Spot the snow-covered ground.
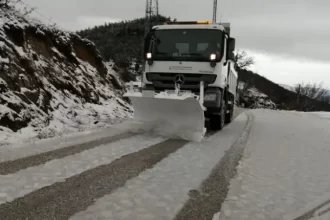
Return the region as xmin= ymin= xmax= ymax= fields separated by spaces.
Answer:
xmin=0 ymin=99 xmax=131 ymax=147
xmin=1 ymin=107 xmax=330 ymax=219
xmin=217 ymin=110 xmax=330 ymax=220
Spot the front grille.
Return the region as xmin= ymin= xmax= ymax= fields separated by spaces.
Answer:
xmin=146 ymin=72 xmax=217 ymax=92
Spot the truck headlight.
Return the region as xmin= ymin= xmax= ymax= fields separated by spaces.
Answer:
xmin=146 ymin=53 xmax=153 ymax=65
xmin=210 ymin=54 xmax=216 ymax=60
xmin=204 ymin=93 xmax=217 ymax=101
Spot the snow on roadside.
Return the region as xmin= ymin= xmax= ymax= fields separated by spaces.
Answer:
xmin=218 ymin=109 xmax=330 ymax=220
xmin=309 ymin=111 xmax=330 ymax=120
xmin=0 ymin=120 xmax=145 ymax=163
xmin=0 ymin=98 xmax=131 ymax=147
xmin=0 ymin=134 xmax=166 ymax=205
xmin=237 ymin=82 xmax=277 ymax=109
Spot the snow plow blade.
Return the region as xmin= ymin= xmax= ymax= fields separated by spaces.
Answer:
xmin=124 ymin=91 xmax=206 ymax=142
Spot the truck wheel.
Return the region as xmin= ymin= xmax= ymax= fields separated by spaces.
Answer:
xmin=210 ymin=99 xmax=226 ymax=130
xmin=225 ymin=104 xmax=234 ymax=124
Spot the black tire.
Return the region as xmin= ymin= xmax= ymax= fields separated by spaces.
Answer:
xmin=225 ymin=103 xmax=234 ymax=124
xmin=210 ymin=99 xmax=226 ymax=130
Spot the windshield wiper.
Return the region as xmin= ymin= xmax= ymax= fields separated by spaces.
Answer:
xmin=155 ymin=52 xmax=170 ymax=55
xmin=181 ymin=53 xmax=203 ymax=56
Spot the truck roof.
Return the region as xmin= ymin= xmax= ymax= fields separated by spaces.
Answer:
xmin=152 ymin=24 xmax=226 ymax=32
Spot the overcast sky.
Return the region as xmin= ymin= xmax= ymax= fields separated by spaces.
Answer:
xmin=23 ymin=0 xmax=330 ymax=88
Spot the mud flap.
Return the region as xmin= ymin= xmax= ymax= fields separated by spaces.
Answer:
xmin=124 ymin=92 xmax=206 ymax=142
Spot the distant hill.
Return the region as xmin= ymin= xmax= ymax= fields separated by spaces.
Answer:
xmin=238 ymin=69 xmax=330 ymax=111
xmin=279 ymin=83 xmax=330 ymax=97
xmin=76 ymin=15 xmax=171 ymax=68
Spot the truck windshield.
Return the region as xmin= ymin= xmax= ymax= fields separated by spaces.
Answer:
xmin=148 ymin=29 xmax=224 ymax=62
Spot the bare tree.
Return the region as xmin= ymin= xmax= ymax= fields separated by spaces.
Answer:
xmin=295 ymin=82 xmax=330 ymax=101
xmin=295 ymin=82 xmax=330 ymax=110
xmin=234 ymin=50 xmax=255 ymax=70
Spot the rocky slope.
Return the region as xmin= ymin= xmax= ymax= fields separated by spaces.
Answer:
xmin=237 ymin=82 xmax=277 ymax=110
xmin=0 ymin=8 xmax=132 ymax=146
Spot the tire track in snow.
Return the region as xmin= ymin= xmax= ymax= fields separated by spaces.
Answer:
xmin=0 ymin=107 xmax=247 ymax=219
xmin=0 ymin=132 xmax=138 ymax=175
xmin=0 ymin=134 xmax=166 ymax=206
xmin=69 ymin=112 xmax=249 ymax=220
xmin=174 ymin=112 xmax=253 ymax=220
xmin=0 ymin=139 xmax=188 ymax=220
xmin=317 ymin=204 xmax=330 ymax=219
xmin=289 ymin=199 xmax=330 ymax=220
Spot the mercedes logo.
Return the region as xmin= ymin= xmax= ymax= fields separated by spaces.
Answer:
xmin=174 ymin=74 xmax=184 ymax=85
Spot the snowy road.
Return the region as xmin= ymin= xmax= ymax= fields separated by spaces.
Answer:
xmin=218 ymin=110 xmax=330 ymax=220
xmin=1 ymin=108 xmax=329 ymax=220
xmin=0 ymin=107 xmax=248 ymax=220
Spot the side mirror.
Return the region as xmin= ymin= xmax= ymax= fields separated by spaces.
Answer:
xmin=143 ymin=32 xmax=152 ymax=56
xmin=227 ymin=51 xmax=235 ymax=61
xmin=225 ymin=37 xmax=236 ymax=62
xmin=228 ymin=37 xmax=236 ymax=52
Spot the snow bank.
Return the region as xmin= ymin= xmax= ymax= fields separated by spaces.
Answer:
xmin=238 ymin=82 xmax=277 ymax=110
xmin=310 ymin=112 xmax=330 ymax=120
xmin=0 ymin=7 xmax=132 ymax=146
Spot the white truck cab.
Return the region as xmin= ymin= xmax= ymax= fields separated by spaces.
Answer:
xmin=141 ymin=20 xmax=238 ymax=130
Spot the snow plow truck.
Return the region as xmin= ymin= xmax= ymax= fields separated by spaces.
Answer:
xmin=124 ymin=20 xmax=238 ymax=142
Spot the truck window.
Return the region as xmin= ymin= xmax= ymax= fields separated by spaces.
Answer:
xmin=150 ymin=29 xmax=224 ymax=62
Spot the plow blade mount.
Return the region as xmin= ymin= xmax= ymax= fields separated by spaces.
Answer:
xmin=125 ymin=92 xmax=206 ymax=142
